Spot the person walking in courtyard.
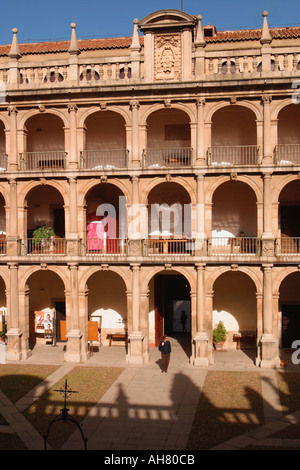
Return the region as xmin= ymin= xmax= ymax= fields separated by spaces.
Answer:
xmin=158 ymin=335 xmax=171 ymax=372
xmin=180 ymin=310 xmax=187 ymax=332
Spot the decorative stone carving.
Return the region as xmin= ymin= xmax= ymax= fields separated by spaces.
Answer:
xmin=155 ymin=33 xmax=181 ymax=80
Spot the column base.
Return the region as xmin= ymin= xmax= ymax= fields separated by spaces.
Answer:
xmin=65 ymin=329 xmax=83 ymax=363
xmin=126 ymin=331 xmax=144 ymax=364
xmin=192 ymin=331 xmax=209 ymax=367
xmin=259 ymin=334 xmax=280 ymax=369
xmin=6 ymin=328 xmax=22 ymax=361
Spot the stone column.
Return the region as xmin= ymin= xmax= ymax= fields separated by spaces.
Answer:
xmin=128 ymin=176 xmax=143 ymax=256
xmin=7 ymin=106 xmax=18 ymax=170
xmin=6 ymin=263 xmax=22 ymax=361
xmin=127 ymin=264 xmax=144 ymax=364
xmin=6 ymin=178 xmax=19 ymax=256
xmin=129 ymin=100 xmax=140 ymax=168
xmin=67 ymin=104 xmax=78 ymax=169
xmin=195 ymin=98 xmax=206 ymax=165
xmin=67 ymin=177 xmax=79 ymax=256
xmin=260 ymin=264 xmax=279 ymax=368
xmin=193 ymin=263 xmax=209 ymax=366
xmin=261 ymin=172 xmax=274 ymax=257
xmin=261 ymin=95 xmax=273 ymax=164
xmin=65 ymin=263 xmax=82 ymax=363
xmin=195 ymin=173 xmax=206 ymax=255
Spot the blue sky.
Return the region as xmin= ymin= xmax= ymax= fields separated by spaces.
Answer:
xmin=0 ymin=0 xmax=299 ymax=45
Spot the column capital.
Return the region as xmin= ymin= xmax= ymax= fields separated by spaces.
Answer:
xmin=261 ymin=94 xmax=272 ymax=104
xmin=68 ymin=103 xmax=78 ymax=113
xmin=7 ymin=106 xmax=18 ymax=116
xmin=130 ymin=99 xmax=140 ymax=110
xmin=130 ymin=263 xmax=141 ymax=271
xmin=196 ymin=97 xmax=206 ymax=107
xmin=262 ymin=263 xmax=273 ymax=271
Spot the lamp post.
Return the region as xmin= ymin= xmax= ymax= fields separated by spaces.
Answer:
xmin=43 ymin=379 xmax=88 ymax=450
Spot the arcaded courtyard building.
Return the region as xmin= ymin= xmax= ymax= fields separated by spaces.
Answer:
xmin=0 ymin=9 xmax=299 ymax=367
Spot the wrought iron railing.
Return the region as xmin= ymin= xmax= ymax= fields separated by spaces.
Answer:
xmin=20 ymin=238 xmax=66 ymax=255
xmin=83 ymin=238 xmax=127 ymax=255
xmin=208 ymin=237 xmax=260 ymax=256
xmin=274 ymin=144 xmax=300 ymax=165
xmin=207 ymin=145 xmax=260 ymax=166
xmin=80 ymin=149 xmax=128 ymax=169
xmin=275 ymin=237 xmax=300 ymax=255
xmin=19 ymin=151 xmax=67 ymax=170
xmin=143 ymin=147 xmax=193 ymax=168
xmin=144 ymin=238 xmax=195 ymax=256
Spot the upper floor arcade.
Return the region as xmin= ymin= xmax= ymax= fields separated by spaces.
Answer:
xmin=0 ymin=172 xmax=298 ymax=262
xmin=0 ymin=98 xmax=299 ymax=173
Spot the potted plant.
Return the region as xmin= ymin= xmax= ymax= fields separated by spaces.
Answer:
xmin=32 ymin=226 xmax=55 ymax=252
xmin=213 ymin=320 xmax=227 ymax=350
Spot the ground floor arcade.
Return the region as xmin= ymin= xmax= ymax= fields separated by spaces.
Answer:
xmin=0 ymin=263 xmax=299 ymax=368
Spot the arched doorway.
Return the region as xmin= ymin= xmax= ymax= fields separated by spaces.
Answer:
xmin=83 ymin=111 xmax=127 ymax=169
xmin=278 ymin=180 xmax=300 ymax=254
xmin=149 ymin=271 xmax=191 ymax=359
xmin=84 ymin=183 xmax=127 ymax=254
xmin=145 ymin=108 xmax=192 ymax=167
xmin=211 ymin=180 xmax=258 ymax=254
xmin=279 ymin=272 xmax=300 ymax=349
xmin=23 ymin=113 xmax=65 ymax=170
xmin=86 ymin=270 xmax=127 ymax=348
xmin=213 ymin=271 xmax=257 ymax=354
xmin=27 ymin=270 xmax=66 ymax=349
xmin=25 ymin=185 xmax=65 ymax=253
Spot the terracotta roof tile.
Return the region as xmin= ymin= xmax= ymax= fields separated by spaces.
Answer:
xmin=206 ymin=26 xmax=300 ymax=42
xmin=0 ymin=36 xmax=139 ymax=56
xmin=0 ymin=25 xmax=298 ymax=56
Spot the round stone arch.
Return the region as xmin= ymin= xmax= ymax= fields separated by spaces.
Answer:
xmin=205 ymin=174 xmax=262 ymax=206
xmin=206 ymin=265 xmax=262 ymax=295
xmin=140 ymin=265 xmax=196 ymax=294
xmin=141 ymin=176 xmax=196 ymax=206
xmin=78 ymin=177 xmax=131 ymax=208
xmin=140 ymin=102 xmax=196 ymax=127
xmin=19 ymin=179 xmax=68 ymax=208
xmin=78 ymin=105 xmax=131 ymax=128
xmin=271 ymin=98 xmax=295 ymax=121
xmin=0 ymin=114 xmax=10 ymax=131
xmin=19 ymin=264 xmax=69 ymax=293
xmin=0 ymin=267 xmax=9 ymax=292
xmin=19 ymin=108 xmax=69 ymax=130
xmin=0 ymin=183 xmax=10 ymax=208
xmin=273 ymin=266 xmax=299 ymax=293
xmin=206 ymin=100 xmax=262 ymax=123
xmin=78 ymin=265 xmax=131 ymax=294
xmin=272 ymin=174 xmax=300 ymax=204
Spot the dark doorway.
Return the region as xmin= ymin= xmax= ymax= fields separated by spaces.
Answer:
xmin=280 ymin=206 xmax=300 ymax=237
xmin=53 ymin=207 xmax=65 ymax=238
xmin=55 ymin=301 xmax=66 ymax=342
xmin=154 ymin=274 xmax=191 ymax=346
xmin=282 ymin=304 xmax=300 ymax=349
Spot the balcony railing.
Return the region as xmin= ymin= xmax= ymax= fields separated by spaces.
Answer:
xmin=143 ymin=148 xmax=193 ymax=169
xmin=20 ymin=238 xmax=66 ymax=256
xmin=83 ymin=238 xmax=127 ymax=256
xmin=275 ymin=237 xmax=300 ymax=255
xmin=19 ymin=151 xmax=67 ymax=170
xmin=80 ymin=150 xmax=128 ymax=170
xmin=208 ymin=237 xmax=260 ymax=256
xmin=208 ymin=146 xmax=260 ymax=166
xmin=0 ymin=154 xmax=7 ymax=171
xmin=274 ymin=144 xmax=300 ymax=165
xmin=144 ymin=238 xmax=195 ymax=256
